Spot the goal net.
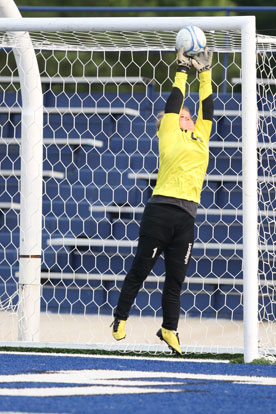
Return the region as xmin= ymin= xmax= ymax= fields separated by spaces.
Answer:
xmin=0 ymin=16 xmax=274 ymax=360
xmin=254 ymin=34 xmax=276 ymax=358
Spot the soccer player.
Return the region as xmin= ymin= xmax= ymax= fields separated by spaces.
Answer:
xmin=111 ymin=47 xmax=213 ymax=355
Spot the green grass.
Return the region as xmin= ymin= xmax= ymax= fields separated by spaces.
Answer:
xmin=0 ymin=346 xmax=242 ymax=363
xmin=1 ymin=346 xmax=275 ymax=364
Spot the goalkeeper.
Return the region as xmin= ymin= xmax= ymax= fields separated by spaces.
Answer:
xmin=111 ymin=47 xmax=213 ymax=355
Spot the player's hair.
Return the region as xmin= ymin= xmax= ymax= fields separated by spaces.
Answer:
xmin=156 ymin=106 xmax=193 ymax=131
xmin=156 ymin=111 xmax=165 ymax=131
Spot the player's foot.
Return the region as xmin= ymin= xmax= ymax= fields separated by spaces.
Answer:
xmin=111 ymin=318 xmax=126 ymax=341
xmin=156 ymin=327 xmax=182 ymax=355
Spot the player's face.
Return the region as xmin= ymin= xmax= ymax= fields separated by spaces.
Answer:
xmin=179 ymin=109 xmax=195 ymax=132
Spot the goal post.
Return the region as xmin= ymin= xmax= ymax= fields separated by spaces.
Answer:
xmin=241 ymin=17 xmax=258 ymax=363
xmin=0 ymin=0 xmax=43 ymax=342
xmin=0 ymin=12 xmax=265 ymax=362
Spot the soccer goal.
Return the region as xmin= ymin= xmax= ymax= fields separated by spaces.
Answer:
xmin=1 ymin=2 xmax=275 ymax=362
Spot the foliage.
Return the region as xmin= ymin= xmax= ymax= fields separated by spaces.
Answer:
xmin=16 ymin=0 xmax=234 ymax=8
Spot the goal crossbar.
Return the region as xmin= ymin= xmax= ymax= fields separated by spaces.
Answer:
xmin=0 ymin=16 xmax=253 ymax=32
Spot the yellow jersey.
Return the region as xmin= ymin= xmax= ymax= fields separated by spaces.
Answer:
xmin=152 ymin=70 xmax=213 ymax=204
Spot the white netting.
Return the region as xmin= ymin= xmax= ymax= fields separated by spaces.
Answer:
xmin=0 ymin=27 xmax=275 ymax=356
xmin=0 ymin=29 xmax=243 ymax=52
xmin=256 ymin=47 xmax=276 ymax=357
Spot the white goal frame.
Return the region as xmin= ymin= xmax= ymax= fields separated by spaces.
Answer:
xmin=0 ymin=3 xmax=258 ymax=363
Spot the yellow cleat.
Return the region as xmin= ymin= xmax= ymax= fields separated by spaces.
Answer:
xmin=111 ymin=319 xmax=126 ymax=341
xmin=156 ymin=327 xmax=182 ymax=355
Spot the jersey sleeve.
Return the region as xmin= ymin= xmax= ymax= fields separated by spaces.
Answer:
xmin=157 ymin=72 xmax=188 ymax=141
xmin=193 ymin=70 xmax=213 ymax=144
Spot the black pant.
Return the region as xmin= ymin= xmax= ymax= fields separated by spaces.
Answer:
xmin=114 ymin=203 xmax=194 ymax=331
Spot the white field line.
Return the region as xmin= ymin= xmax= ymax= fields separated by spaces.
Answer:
xmin=0 ymin=369 xmax=276 ymax=397
xmin=0 ymin=386 xmax=180 ymax=397
xmin=0 ymin=369 xmax=276 ymax=385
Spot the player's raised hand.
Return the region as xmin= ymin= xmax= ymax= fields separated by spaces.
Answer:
xmin=176 ymin=47 xmax=192 ymax=73
xmin=192 ymin=47 xmax=213 ymax=72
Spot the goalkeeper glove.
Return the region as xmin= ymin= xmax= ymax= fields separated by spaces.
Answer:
xmin=192 ymin=47 xmax=213 ymax=72
xmin=176 ymin=47 xmax=192 ymax=73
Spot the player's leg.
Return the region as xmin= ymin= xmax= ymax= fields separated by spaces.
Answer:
xmin=113 ymin=234 xmax=163 ymax=322
xmin=157 ymin=210 xmax=194 ymax=354
xmin=162 ymin=211 xmax=194 ymax=329
xmin=112 ymin=203 xmax=172 ymax=340
xmin=112 ymin=236 xmax=163 ymax=340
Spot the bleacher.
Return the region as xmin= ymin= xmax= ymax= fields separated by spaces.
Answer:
xmin=0 ymin=81 xmax=273 ymax=320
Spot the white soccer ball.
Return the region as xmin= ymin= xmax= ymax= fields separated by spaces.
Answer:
xmin=176 ymin=26 xmax=206 ymax=56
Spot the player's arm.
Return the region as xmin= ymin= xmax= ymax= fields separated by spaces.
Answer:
xmin=192 ymin=48 xmax=214 ymax=143
xmin=158 ymin=50 xmax=192 ymax=137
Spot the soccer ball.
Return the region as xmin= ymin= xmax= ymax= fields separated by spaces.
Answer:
xmin=176 ymin=26 xmax=206 ymax=56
